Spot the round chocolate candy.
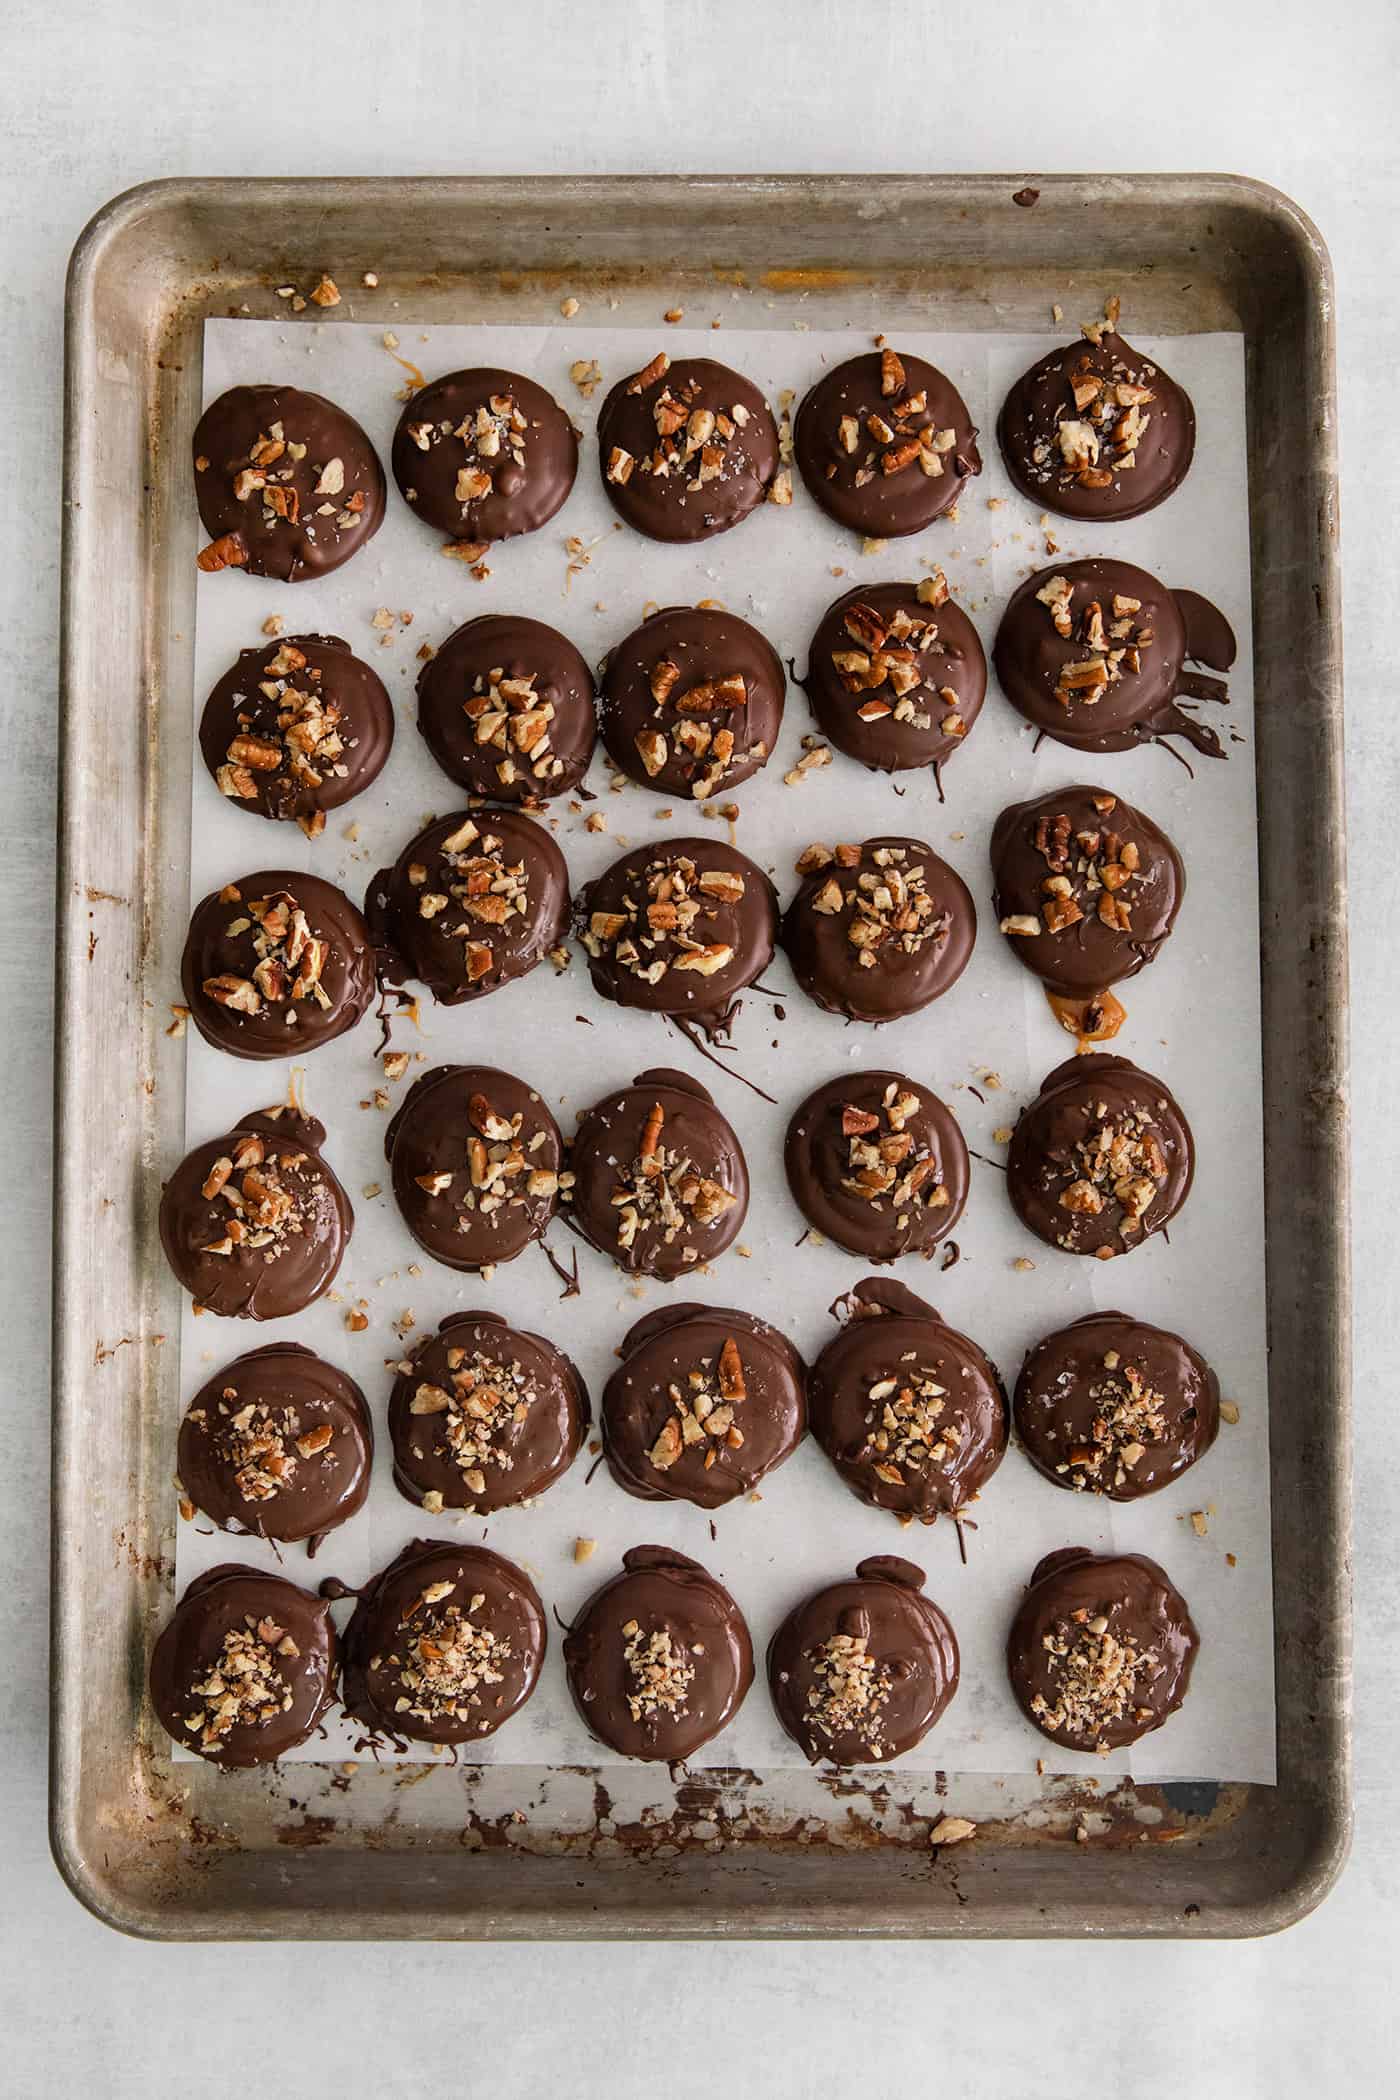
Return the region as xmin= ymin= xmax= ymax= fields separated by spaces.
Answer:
xmin=803 ymin=573 xmax=986 ymax=776
xmin=767 ymin=1556 xmax=959 ymax=1765
xmin=602 ymin=1305 xmax=806 ymax=1509
xmin=181 ymin=869 xmax=375 ymax=1060
xmin=192 ymin=384 xmax=385 ymax=581
xmin=808 ymin=1279 xmax=1007 ymax=1525
xmin=564 ymin=1069 xmax=749 ymax=1281
xmin=391 ymin=368 xmax=577 ymax=546
xmin=794 ymin=348 xmax=980 ymax=537
xmin=599 ymin=605 xmax=785 ymax=801
xmin=177 ymin=1345 xmax=372 ymax=1546
xmin=385 ymin=1065 xmax=564 ymax=1273
xmin=150 ymin=1567 xmax=337 ymax=1765
xmin=563 ymin=1545 xmax=753 ymax=1761
xmin=992 ymin=558 xmax=1236 ymax=762
xmin=338 ymin=1540 xmax=546 ymax=1747
xmin=415 ymin=613 xmax=596 ymax=803
xmin=1006 ymin=1054 xmax=1195 ymax=1259
xmin=781 ymin=836 xmax=976 ymax=1024
xmin=997 ymin=320 xmax=1196 ymax=522
xmin=388 ymin=1310 xmax=588 ymax=1515
xmin=597 ymin=353 xmax=781 ymax=541
xmin=1006 ymin=1548 xmax=1199 ymax=1755
xmin=1014 ymin=1312 xmax=1220 ymax=1500
xmin=991 ymin=783 xmax=1184 ymax=997
xmin=158 ymin=1108 xmax=352 ymax=1319
xmin=784 ymin=1071 xmax=968 ymax=1264
xmin=199 ymin=633 xmax=393 ymax=838
xmin=577 ymin=837 xmax=778 ymax=1036
xmin=366 ymin=807 xmax=570 ymax=1006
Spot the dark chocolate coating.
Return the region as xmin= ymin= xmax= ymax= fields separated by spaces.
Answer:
xmin=177 ymin=1345 xmax=372 ymax=1545
xmin=602 ymin=1305 xmax=806 ymax=1509
xmin=578 ymin=837 xmax=778 ymax=1032
xmin=781 ymin=836 xmax=976 ymax=1024
xmin=599 ymin=605 xmax=785 ymax=800
xmin=1006 ymin=1547 xmax=1199 ymax=1754
xmin=784 ymin=1071 xmax=968 ymax=1263
xmin=809 ymin=1279 xmax=1007 ymax=1523
xmin=158 ymin=1108 xmax=352 ymax=1319
xmin=415 ymin=613 xmax=596 ymax=803
xmin=181 ymin=869 xmax=375 ymax=1060
xmin=794 ymin=350 xmax=980 ymax=536
xmin=391 ymin=368 xmax=577 ymax=544
xmin=767 ymin=1555 xmax=959 ymax=1765
xmin=199 ymin=634 xmax=394 ymax=830
xmin=339 ymin=1539 xmax=546 ymax=1746
xmin=563 ymin=1545 xmax=753 ymax=1761
xmin=192 ymin=385 xmax=385 ymax=581
xmin=997 ymin=329 xmax=1195 ymax=522
xmin=385 ymin=1065 xmax=563 ymax=1273
xmin=1015 ymin=1311 xmax=1220 ymax=1500
xmin=1007 ymin=1054 xmax=1195 ymax=1259
xmin=366 ymin=808 xmax=570 ymax=1006
xmin=597 ymin=355 xmax=780 ymax=542
xmin=992 ymin=558 xmax=1236 ymax=760
xmin=990 ymin=784 xmax=1185 ymax=996
xmin=149 ymin=1566 xmax=337 ymax=1764
xmin=388 ymin=1310 xmax=588 ymax=1514
xmin=564 ymin=1068 xmax=749 ymax=1281
xmin=804 ymin=578 xmax=986 ymax=775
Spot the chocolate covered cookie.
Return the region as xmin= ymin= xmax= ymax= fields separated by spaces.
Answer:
xmin=781 ymin=836 xmax=976 ymax=1023
xmin=181 ymin=870 xmax=375 ymax=1059
xmin=415 ymin=613 xmax=596 ymax=803
xmin=1015 ymin=1312 xmax=1220 ymax=1500
xmin=389 ymin=1310 xmax=588 ymax=1514
xmin=339 ymin=1540 xmax=546 ymax=1747
xmin=578 ymin=837 xmax=778 ymax=1035
xmin=177 ymin=1345 xmax=372 ymax=1546
xmin=768 ymin=1556 xmax=959 ymax=1765
xmin=784 ymin=1071 xmax=968 ymax=1263
xmin=563 ymin=1545 xmax=753 ymax=1761
xmin=367 ymin=808 xmax=570 ymax=1006
xmin=385 ymin=1065 xmax=564 ymax=1273
xmin=564 ymin=1069 xmax=748 ymax=1281
xmin=598 ymin=352 xmax=781 ymax=540
xmin=158 ymin=1108 xmax=352 ymax=1319
xmin=150 ymin=1567 xmax=337 ymax=1764
xmin=599 ymin=605 xmax=785 ymax=801
xmin=602 ymin=1305 xmax=805 ymax=1509
xmin=192 ymin=385 xmax=385 ymax=580
xmin=1006 ymin=1547 xmax=1199 ymax=1755
xmin=808 ymin=1279 xmax=1007 ymax=1525
xmin=992 ymin=558 xmax=1235 ymax=761
xmin=794 ymin=348 xmax=980 ymax=536
xmin=1007 ymin=1054 xmax=1195 ymax=1259
xmin=391 ymin=368 xmax=577 ymax=547
xmin=200 ymin=633 xmax=393 ymax=839
xmin=803 ymin=573 xmax=986 ymax=775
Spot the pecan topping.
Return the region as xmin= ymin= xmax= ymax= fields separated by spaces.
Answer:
xmin=386 ymin=1583 xmax=510 ymax=1725
xmin=1030 ymin=1612 xmax=1156 ymax=1754
xmin=202 ymin=888 xmax=332 ymax=1023
xmin=607 ymin=1105 xmax=738 ymax=1257
xmin=621 ymin=1622 xmax=694 ymax=1721
xmin=404 ymin=1347 xmax=542 ymax=1502
xmin=461 ymin=664 xmax=565 ymax=795
xmin=1035 ymin=575 xmax=1154 ymax=710
xmin=804 ymin=1632 xmax=892 ymax=1755
xmin=828 ymin=580 xmax=956 ymax=734
xmin=179 ymin=1617 xmax=299 ymax=1755
xmin=837 ymin=1080 xmax=948 ymax=1225
xmin=581 ymin=851 xmax=745 ymax=991
xmin=1056 ymin=1104 xmax=1170 ymax=1246
xmin=796 ymin=842 xmax=949 ymax=971
xmin=1053 ymin=1357 xmax=1170 ymax=1492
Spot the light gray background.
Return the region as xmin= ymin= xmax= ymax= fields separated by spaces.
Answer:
xmin=2 ymin=2 xmax=1393 ymax=2092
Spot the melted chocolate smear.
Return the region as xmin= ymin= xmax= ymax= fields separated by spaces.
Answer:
xmin=967 ymin=1085 xmax=986 ymax=1105
xmin=1012 ymin=186 xmax=1040 ymax=206
xmin=939 ymin=1239 xmax=961 ymax=1273
xmin=542 ymin=1238 xmax=582 ymax=1299
xmin=1153 ymin=735 xmax=1197 ymax=778
xmin=317 ymin=1575 xmax=365 ymax=1603
xmin=585 ymin=1449 xmax=607 ymax=1486
xmin=575 ymin=1014 xmax=594 ymax=1026
xmin=969 ymin=1148 xmax=1008 ymax=1174
xmin=373 ymin=979 xmax=418 ymax=1056
xmin=931 ymin=759 xmax=946 ymax=806
xmin=892 ymin=782 xmax=906 ymax=798
xmin=667 ymin=1013 xmax=777 ymax=1104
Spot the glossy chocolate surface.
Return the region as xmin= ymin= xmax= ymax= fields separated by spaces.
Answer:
xmin=366 ymin=807 xmax=570 ymax=1006
xmin=803 ymin=575 xmax=986 ymax=775
xmin=158 ymin=1108 xmax=352 ymax=1319
xmin=767 ymin=1555 xmax=959 ymax=1765
xmin=1006 ymin=1547 xmax=1199 ymax=1754
xmin=781 ymin=836 xmax=976 ymax=1023
xmin=181 ymin=869 xmax=375 ymax=1059
xmin=1015 ymin=1311 xmax=1220 ymax=1500
xmin=785 ymin=1071 xmax=968 ymax=1263
xmin=391 ymin=368 xmax=577 ymax=544
xmin=385 ymin=1064 xmax=563 ymax=1272
xmin=416 ymin=613 xmax=596 ymax=802
xmin=149 ymin=1566 xmax=337 ymax=1764
xmin=578 ymin=837 xmax=778 ymax=1032
xmin=388 ymin=1310 xmax=588 ymax=1514
xmin=998 ymin=327 xmax=1196 ymax=521
xmin=564 ymin=1068 xmax=749 ymax=1280
xmin=199 ymin=633 xmax=393 ymax=833
xmin=192 ymin=385 xmax=385 ymax=580
xmin=1007 ymin=1054 xmax=1195 ymax=1258
xmin=597 ymin=354 xmax=780 ymax=541
xmin=602 ymin=1304 xmax=806 ymax=1508
xmin=563 ymin=1545 xmax=753 ymax=1761
xmin=794 ymin=349 xmax=980 ymax=535
xmin=599 ymin=605 xmax=785 ymax=800
xmin=177 ymin=1345 xmax=372 ymax=1545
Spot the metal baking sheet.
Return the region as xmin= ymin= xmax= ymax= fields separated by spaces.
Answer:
xmin=53 ymin=174 xmax=1350 ymax=1938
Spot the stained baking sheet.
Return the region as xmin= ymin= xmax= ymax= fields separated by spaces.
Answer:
xmin=171 ymin=310 xmax=1273 ymax=1783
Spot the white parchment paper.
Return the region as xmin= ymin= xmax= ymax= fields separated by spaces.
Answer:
xmin=173 ymin=311 xmax=1274 ymax=1782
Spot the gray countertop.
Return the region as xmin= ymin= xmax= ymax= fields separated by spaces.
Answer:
xmin=3 ymin=0 xmax=1395 ymax=2089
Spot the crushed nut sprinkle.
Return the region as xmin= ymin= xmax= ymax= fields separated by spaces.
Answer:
xmin=403 ymin=391 xmax=529 ymax=519
xmin=189 ymin=1384 xmax=338 ymax=1503
xmin=600 ymin=1098 xmax=738 ymax=1258
xmin=1056 ymin=1100 xmax=1169 ymax=1248
xmin=410 ymin=1087 xmax=564 ymax=1240
xmin=621 ymin=1620 xmax=696 ymax=1722
xmin=197 ymin=1133 xmax=312 ymax=1262
xmin=201 ymin=886 xmax=333 ymax=1023
xmin=381 ymin=1581 xmax=509 ymax=1726
xmin=214 ymin=642 xmax=351 ymax=839
xmin=1027 ymin=324 xmax=1158 ymax=494
xmin=459 ymin=662 xmax=567 ymax=795
xmin=805 ymin=1632 xmax=893 ymax=1754
xmin=795 ymin=841 xmax=949 ymax=972
xmin=631 ymin=649 xmax=765 ymax=799
xmin=646 ymin=1335 xmax=748 ymax=1475
xmin=1031 ymin=1609 xmax=1157 ymax=1753
xmin=1034 ymin=576 xmax=1155 ymax=712
xmin=860 ymin=1365 xmax=962 ymax=1487
xmin=405 ymin=1347 xmax=540 ymax=1502
xmin=196 ymin=415 xmax=371 ymax=560
xmin=180 ymin=1616 xmax=299 ymax=1755
xmin=998 ymin=795 xmax=1145 ymax=940
xmin=610 ymin=356 xmax=768 ymax=505
xmin=582 ymin=850 xmax=743 ymax=989
xmin=412 ymin=817 xmax=533 ymax=984
xmin=827 ymin=350 xmax=957 ymax=491
xmin=1053 ymin=1356 xmax=1170 ymax=1490
xmin=838 ymin=1081 xmax=949 ymax=1227
xmin=829 ymin=575 xmax=963 ymax=737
